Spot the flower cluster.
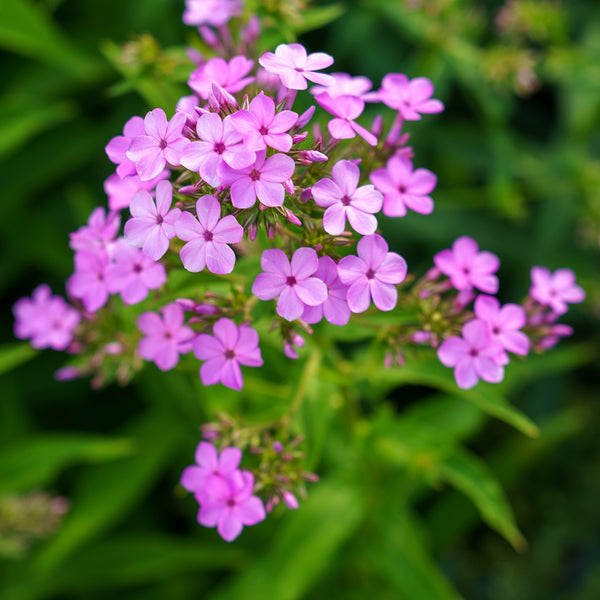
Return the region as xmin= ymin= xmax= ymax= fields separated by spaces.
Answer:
xmin=12 ymin=0 xmax=586 ymax=540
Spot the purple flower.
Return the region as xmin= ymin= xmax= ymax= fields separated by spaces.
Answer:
xmin=311 ymin=160 xmax=382 ymax=235
xmin=137 ymin=303 xmax=195 ymax=371
xmin=126 ymin=108 xmax=188 ymax=181
xmin=124 ymin=180 xmax=181 ymax=261
xmin=337 ymin=234 xmax=407 ymax=313
xmin=105 ymin=241 xmax=167 ymax=305
xmin=188 ymin=56 xmax=254 ymax=100
xmin=252 ymin=248 xmax=328 ymax=321
xmin=315 ymin=93 xmax=377 ymax=146
xmin=437 ymin=319 xmax=505 ymax=389
xmin=229 ymin=93 xmax=298 ymax=152
xmin=370 ymin=74 xmax=444 ymax=120
xmin=182 ymin=0 xmax=242 ymax=27
xmin=197 ymin=470 xmax=266 ymax=542
xmin=259 ymin=43 xmax=335 ymax=90
xmin=434 ymin=236 xmax=500 ymax=294
xmin=67 ymin=250 xmax=111 ymax=312
xmin=181 ymin=441 xmax=243 ymax=502
xmin=474 ymin=295 xmax=530 ymax=361
xmin=529 ymin=267 xmax=585 ymax=315
xmin=69 ymin=207 xmax=120 ymax=254
xmin=302 ymin=256 xmax=351 ymax=326
xmin=180 ymin=112 xmax=255 ymax=187
xmin=175 ymin=195 xmax=243 ymax=274
xmin=13 ymin=284 xmax=80 ymax=351
xmin=370 ymin=155 xmax=437 ymax=217
xmin=193 ymin=318 xmax=263 ymax=390
xmin=221 ymin=150 xmax=295 ymax=209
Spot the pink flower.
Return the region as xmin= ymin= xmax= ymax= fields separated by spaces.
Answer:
xmin=105 ymin=115 xmax=144 ymax=178
xmin=370 ymin=155 xmax=437 ymax=217
xmin=180 ymin=112 xmax=255 ymax=187
xmin=315 ymin=92 xmax=377 ymax=146
xmin=229 ymin=93 xmax=298 ymax=152
xmin=104 ymin=170 xmax=170 ymax=212
xmin=302 ymin=256 xmax=351 ymax=326
xmin=175 ymin=195 xmax=243 ymax=274
xmin=126 ymin=108 xmax=188 ymax=181
xmin=437 ymin=319 xmax=505 ymax=389
xmin=193 ymin=318 xmax=263 ymax=390
xmin=311 ymin=72 xmax=373 ymax=98
xmin=197 ymin=470 xmax=266 ymax=542
xmin=220 ymin=150 xmax=295 ymax=209
xmin=182 ymin=0 xmax=242 ymax=27
xmin=13 ymin=285 xmax=80 ymax=351
xmin=434 ymin=236 xmax=500 ymax=294
xmin=67 ymin=250 xmax=111 ymax=312
xmin=105 ymin=241 xmax=167 ymax=305
xmin=137 ymin=303 xmax=195 ymax=371
xmin=259 ymin=43 xmax=335 ymax=90
xmin=252 ymin=248 xmax=328 ymax=321
xmin=124 ymin=180 xmax=181 ymax=261
xmin=370 ymin=74 xmax=444 ymax=120
xmin=188 ymin=56 xmax=254 ymax=100
xmin=529 ymin=267 xmax=585 ymax=315
xmin=337 ymin=234 xmax=407 ymax=313
xmin=474 ymin=295 xmax=530 ymax=361
xmin=180 ymin=441 xmax=243 ymax=503
xmin=311 ymin=160 xmax=382 ymax=235
xmin=69 ymin=207 xmax=121 ymax=254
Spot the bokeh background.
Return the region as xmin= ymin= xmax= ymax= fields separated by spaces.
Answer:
xmin=1 ymin=0 xmax=599 ymax=598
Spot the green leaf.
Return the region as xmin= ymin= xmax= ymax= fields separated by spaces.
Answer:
xmin=436 ymin=447 xmax=526 ymax=550
xmin=0 ymin=343 xmax=37 ymax=376
xmin=208 ymin=479 xmax=365 ymax=600
xmin=293 ymin=4 xmax=345 ymax=34
xmin=0 ymin=434 xmax=135 ymax=494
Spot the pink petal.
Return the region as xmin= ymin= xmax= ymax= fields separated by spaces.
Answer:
xmin=193 ymin=334 xmax=224 ymax=361
xmin=376 ymin=252 xmax=407 ymax=284
xmin=455 ymin=358 xmax=479 ymax=389
xmin=370 ymin=280 xmax=397 ymax=311
xmin=252 ymin=272 xmax=286 ymax=300
xmin=337 ymin=255 xmax=366 ymax=285
xmin=357 ymin=234 xmax=389 ymax=269
xmin=256 ymin=180 xmax=284 ymax=207
xmin=235 ymin=496 xmax=266 ymax=525
xmin=213 ymin=318 xmax=240 ymax=347
xmin=212 ymin=215 xmax=243 ymax=243
xmin=180 ymin=239 xmax=207 ymax=272
xmin=175 ymin=211 xmax=203 ymax=241
xmin=408 ymin=168 xmax=437 ymax=195
xmin=437 ymin=337 xmax=467 ymax=367
xmin=346 ymin=207 xmax=377 ymax=235
xmin=291 ymin=247 xmax=318 ymax=279
xmin=195 ymin=441 xmax=219 ymax=468
xmin=195 ymin=195 xmax=222 ymax=231
xmin=218 ymin=447 xmax=242 ymax=474
xmin=276 ymin=286 xmax=305 ymax=321
xmin=218 ymin=511 xmax=243 ymax=541
xmin=323 ymin=204 xmax=348 ymax=235
xmin=180 ymin=465 xmax=206 ymax=492
xmin=295 ymin=278 xmax=327 ymax=306
xmin=331 ymin=160 xmax=360 ymax=196
xmin=474 ymin=357 xmax=504 ymax=383
xmin=261 ymin=248 xmax=291 ymax=275
xmin=220 ymin=359 xmax=244 ymax=390
xmin=205 ymin=242 xmax=236 ymax=274
xmin=312 ymin=178 xmax=343 ymax=208
xmin=230 ymin=178 xmax=256 ymax=208
xmin=347 ymin=279 xmax=371 ymax=313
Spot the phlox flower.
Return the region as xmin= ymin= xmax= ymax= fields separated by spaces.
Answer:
xmin=104 ymin=169 xmax=170 ymax=212
xmin=69 ymin=207 xmax=121 ymax=254
xmin=229 ymin=93 xmax=298 ymax=152
xmin=434 ymin=236 xmax=500 ymax=294
xmin=180 ymin=441 xmax=243 ymax=502
xmin=337 ymin=234 xmax=407 ymax=313
xmin=124 ymin=180 xmax=181 ymax=261
xmin=370 ymin=155 xmax=437 ymax=217
xmin=105 ymin=115 xmax=144 ymax=178
xmin=252 ymin=248 xmax=328 ymax=321
xmin=311 ymin=72 xmax=373 ymax=98
xmin=311 ymin=160 xmax=382 ymax=236
xmin=188 ymin=56 xmax=254 ymax=99
xmin=194 ymin=318 xmax=263 ymax=391
xmin=315 ymin=93 xmax=377 ymax=146
xmin=302 ymin=256 xmax=351 ymax=326
xmin=220 ymin=150 xmax=295 ymax=209
xmin=529 ymin=266 xmax=585 ymax=315
xmin=369 ymin=73 xmax=444 ymax=120
xmin=67 ymin=250 xmax=111 ymax=312
xmin=137 ymin=303 xmax=195 ymax=371
xmin=13 ymin=284 xmax=80 ymax=351
xmin=259 ymin=43 xmax=335 ymax=90
xmin=182 ymin=0 xmax=242 ymax=27
xmin=197 ymin=470 xmax=266 ymax=542
xmin=180 ymin=112 xmax=255 ymax=187
xmin=126 ymin=108 xmax=188 ymax=181
xmin=175 ymin=195 xmax=243 ymax=274
xmin=105 ymin=241 xmax=166 ymax=305
xmin=437 ymin=319 xmax=505 ymax=389
xmin=474 ymin=295 xmax=530 ymax=362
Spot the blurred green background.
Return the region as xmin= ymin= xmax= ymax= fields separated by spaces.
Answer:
xmin=1 ymin=0 xmax=599 ymax=598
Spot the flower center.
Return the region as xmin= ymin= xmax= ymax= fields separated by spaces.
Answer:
xmin=204 ymin=231 xmax=214 ymax=242
xmin=133 ymin=263 xmax=143 ymax=274
xmin=250 ymin=169 xmax=261 ymax=181
xmin=286 ymin=276 xmax=297 ymax=286
xmin=226 ymin=498 xmax=236 ymax=507
xmin=469 ymin=348 xmax=479 ymax=357
xmin=224 ymin=349 xmax=236 ymax=360
xmin=492 ymin=326 xmax=500 ymax=335
xmin=159 ymin=138 xmax=168 ymax=150
xmin=365 ymin=268 xmax=376 ymax=280
xmin=214 ymin=141 xmax=226 ymax=155
xmin=341 ymin=195 xmax=352 ymax=206
xmin=398 ymin=185 xmax=407 ymax=194
xmin=259 ymin=125 xmax=269 ymax=135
